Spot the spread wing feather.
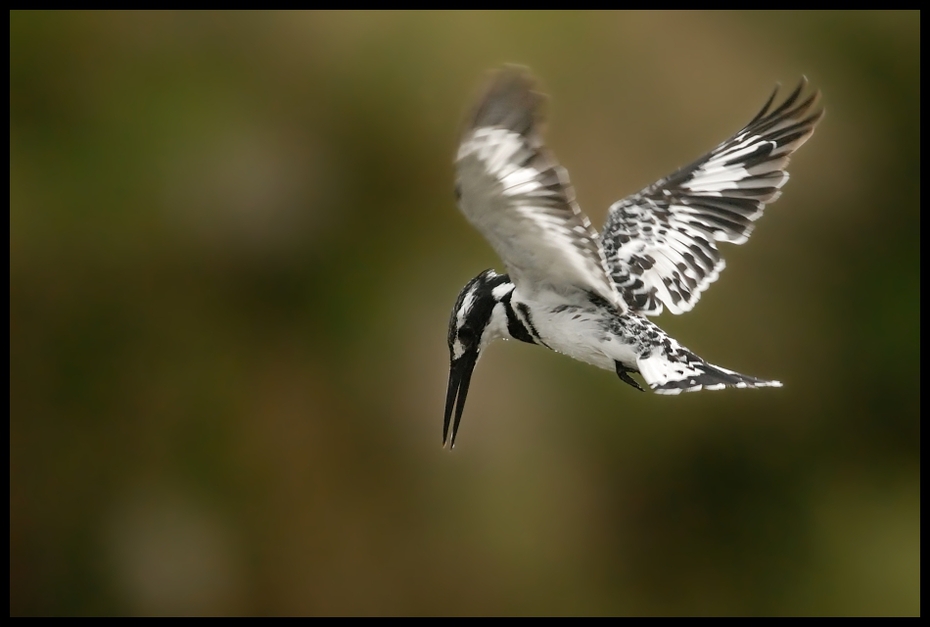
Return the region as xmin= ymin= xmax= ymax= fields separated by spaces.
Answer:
xmin=601 ymin=79 xmax=823 ymax=315
xmin=456 ymin=68 xmax=624 ymax=309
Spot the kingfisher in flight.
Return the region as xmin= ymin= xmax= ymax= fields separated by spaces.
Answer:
xmin=444 ymin=67 xmax=822 ymax=448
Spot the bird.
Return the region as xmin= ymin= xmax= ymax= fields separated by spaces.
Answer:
xmin=443 ymin=66 xmax=822 ymax=448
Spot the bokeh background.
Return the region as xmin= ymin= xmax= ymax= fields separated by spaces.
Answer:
xmin=10 ymin=11 xmax=919 ymax=616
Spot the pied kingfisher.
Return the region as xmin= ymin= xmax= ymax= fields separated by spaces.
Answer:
xmin=444 ymin=67 xmax=822 ymax=448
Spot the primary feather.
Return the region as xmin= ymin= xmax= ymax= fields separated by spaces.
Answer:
xmin=455 ymin=70 xmax=625 ymax=310
xmin=601 ymin=79 xmax=822 ymax=315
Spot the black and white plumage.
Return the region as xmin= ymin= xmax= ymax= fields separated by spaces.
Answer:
xmin=444 ymin=67 xmax=822 ymax=448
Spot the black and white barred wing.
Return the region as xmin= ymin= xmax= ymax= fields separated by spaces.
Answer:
xmin=602 ymin=79 xmax=823 ymax=316
xmin=456 ymin=68 xmax=623 ymax=310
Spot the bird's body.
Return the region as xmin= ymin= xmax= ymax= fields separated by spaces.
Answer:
xmin=444 ymin=67 xmax=822 ymax=448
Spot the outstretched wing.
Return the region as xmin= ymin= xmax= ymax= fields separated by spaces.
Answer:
xmin=456 ymin=67 xmax=623 ymax=309
xmin=601 ymin=79 xmax=823 ymax=316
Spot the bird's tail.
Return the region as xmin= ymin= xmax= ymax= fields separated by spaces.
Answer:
xmin=636 ymin=342 xmax=782 ymax=395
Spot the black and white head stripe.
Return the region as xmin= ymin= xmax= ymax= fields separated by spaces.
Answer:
xmin=448 ymin=269 xmax=510 ymax=359
xmin=601 ymin=79 xmax=823 ymax=316
xmin=455 ymin=67 xmax=624 ymax=310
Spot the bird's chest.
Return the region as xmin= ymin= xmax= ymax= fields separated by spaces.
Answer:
xmin=513 ymin=295 xmax=632 ymax=371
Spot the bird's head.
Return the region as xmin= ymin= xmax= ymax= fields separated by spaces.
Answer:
xmin=444 ymin=269 xmax=514 ymax=448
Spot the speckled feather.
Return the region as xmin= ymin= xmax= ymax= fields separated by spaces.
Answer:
xmin=601 ymin=79 xmax=822 ymax=315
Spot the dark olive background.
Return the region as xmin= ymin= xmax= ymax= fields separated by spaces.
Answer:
xmin=11 ymin=11 xmax=918 ymax=615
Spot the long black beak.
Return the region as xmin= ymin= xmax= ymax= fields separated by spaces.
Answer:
xmin=443 ymin=350 xmax=478 ymax=449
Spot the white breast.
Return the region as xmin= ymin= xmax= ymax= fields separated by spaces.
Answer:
xmin=512 ymin=289 xmax=639 ymax=372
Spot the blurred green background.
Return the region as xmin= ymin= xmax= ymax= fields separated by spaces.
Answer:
xmin=10 ymin=11 xmax=919 ymax=616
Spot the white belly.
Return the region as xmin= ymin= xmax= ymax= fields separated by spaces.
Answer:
xmin=514 ymin=292 xmax=639 ymax=372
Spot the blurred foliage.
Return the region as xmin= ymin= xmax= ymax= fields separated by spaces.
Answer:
xmin=10 ymin=11 xmax=919 ymax=616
